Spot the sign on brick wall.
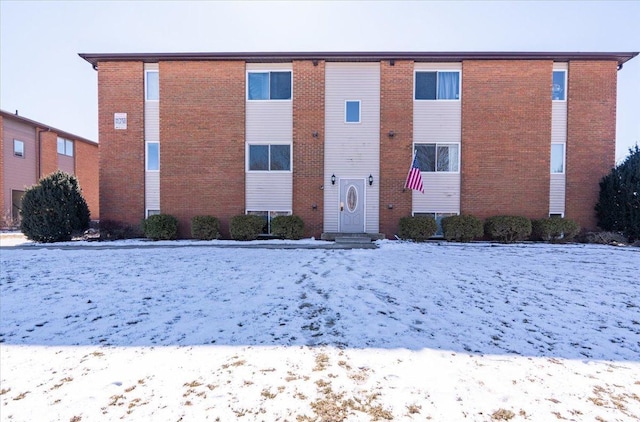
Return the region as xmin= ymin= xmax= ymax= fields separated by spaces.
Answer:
xmin=114 ymin=113 xmax=127 ymax=130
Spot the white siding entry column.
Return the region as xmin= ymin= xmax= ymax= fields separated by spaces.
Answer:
xmin=144 ymin=63 xmax=160 ymax=217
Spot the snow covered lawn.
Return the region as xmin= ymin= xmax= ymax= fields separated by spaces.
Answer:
xmin=1 ymin=240 xmax=639 ymax=421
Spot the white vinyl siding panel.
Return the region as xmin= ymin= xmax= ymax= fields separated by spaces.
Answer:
xmin=413 ymin=63 xmax=461 ymax=215
xmin=57 ymin=155 xmax=74 ymax=175
xmin=324 ymin=62 xmax=380 ymax=233
xmin=411 ymin=173 xmax=460 ymax=213
xmin=551 ymin=102 xmax=567 ymax=143
xmin=246 ymin=102 xmax=292 ymax=141
xmin=145 ymin=63 xmax=160 ymax=212
xmin=246 ymin=173 xmax=292 ymax=210
xmin=549 ymin=173 xmax=566 ymax=215
xmin=550 ymin=63 xmax=567 ymax=215
xmin=145 ymin=172 xmax=160 ymax=211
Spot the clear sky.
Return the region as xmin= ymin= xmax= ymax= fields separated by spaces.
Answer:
xmin=1 ymin=0 xmax=638 ymax=161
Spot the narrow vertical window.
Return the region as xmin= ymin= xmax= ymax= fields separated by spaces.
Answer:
xmin=552 ymin=70 xmax=566 ymax=101
xmin=65 ymin=139 xmax=74 ymax=157
xmin=13 ymin=140 xmax=24 ymax=157
xmin=551 ymin=144 xmax=565 ymax=173
xmin=146 ymin=70 xmax=159 ymax=101
xmin=57 ymin=137 xmax=66 ymax=154
xmin=146 ymin=142 xmax=159 ymax=171
xmin=345 ymin=100 xmax=361 ymax=123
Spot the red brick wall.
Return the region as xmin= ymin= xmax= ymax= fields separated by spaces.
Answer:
xmin=75 ymin=140 xmax=100 ymax=220
xmin=566 ymin=61 xmax=617 ymax=230
xmin=379 ymin=60 xmax=414 ymax=238
xmin=293 ymin=60 xmax=325 ymax=238
xmin=160 ymin=61 xmax=245 ymax=238
xmin=461 ymin=60 xmax=552 ymax=220
xmin=39 ymin=131 xmax=58 ymax=177
xmin=97 ymin=61 xmax=145 ymax=227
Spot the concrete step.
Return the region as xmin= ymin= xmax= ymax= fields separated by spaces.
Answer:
xmin=335 ymin=236 xmax=373 ymax=244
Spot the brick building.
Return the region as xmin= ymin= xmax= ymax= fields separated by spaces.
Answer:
xmin=0 ymin=109 xmax=99 ymax=227
xmin=80 ymin=51 xmax=637 ymax=239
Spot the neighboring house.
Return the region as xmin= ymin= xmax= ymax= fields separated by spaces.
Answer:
xmin=0 ymin=109 xmax=99 ymax=227
xmin=79 ymin=51 xmax=637 ymax=239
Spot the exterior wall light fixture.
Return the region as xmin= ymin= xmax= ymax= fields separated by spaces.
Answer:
xmin=368 ymin=174 xmax=374 ymax=186
xmin=331 ymin=174 xmax=336 ymax=185
xmin=388 ymin=130 xmax=395 ymax=138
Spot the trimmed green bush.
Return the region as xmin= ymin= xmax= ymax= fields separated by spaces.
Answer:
xmin=271 ymin=215 xmax=304 ymax=240
xmin=441 ymin=215 xmax=483 ymax=242
xmin=229 ymin=214 xmax=266 ymax=241
xmin=531 ymin=217 xmax=580 ymax=242
xmin=20 ymin=170 xmax=90 ymax=243
xmin=484 ymin=215 xmax=532 ymax=243
xmin=191 ymin=215 xmax=221 ymax=240
xmin=398 ymin=216 xmax=438 ymax=241
xmin=143 ymin=214 xmax=178 ymax=240
xmin=99 ymin=219 xmax=142 ymax=240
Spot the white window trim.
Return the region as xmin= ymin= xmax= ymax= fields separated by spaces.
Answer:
xmin=413 ymin=70 xmax=462 ymax=101
xmin=246 ymin=70 xmax=293 ymax=101
xmin=246 ymin=143 xmax=293 ymax=173
xmin=145 ymin=141 xmax=160 ymax=172
xmin=145 ymin=70 xmax=159 ymax=102
xmin=552 ymin=69 xmax=567 ymax=102
xmin=146 ymin=209 xmax=160 ymax=218
xmin=413 ymin=142 xmax=461 ymax=173
xmin=549 ymin=213 xmax=565 ymax=218
xmin=551 ymin=143 xmax=566 ymax=174
xmin=13 ymin=139 xmax=24 ymax=158
xmin=344 ymin=100 xmax=361 ymax=124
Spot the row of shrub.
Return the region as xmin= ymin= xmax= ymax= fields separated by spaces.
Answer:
xmin=399 ymin=215 xmax=580 ymax=244
xmin=139 ymin=214 xmax=305 ymax=241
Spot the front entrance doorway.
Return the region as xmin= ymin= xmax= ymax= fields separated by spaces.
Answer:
xmin=339 ymin=179 xmax=365 ymax=233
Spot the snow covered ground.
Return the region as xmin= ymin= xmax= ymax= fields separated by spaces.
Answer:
xmin=1 ymin=239 xmax=639 ymax=421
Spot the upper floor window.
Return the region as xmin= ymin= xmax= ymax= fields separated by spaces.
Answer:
xmin=146 ymin=142 xmax=159 ymax=171
xmin=248 ymin=71 xmax=292 ymax=100
xmin=552 ymin=70 xmax=566 ymax=101
xmin=146 ymin=70 xmax=159 ymax=101
xmin=13 ymin=140 xmax=24 ymax=158
xmin=248 ymin=144 xmax=291 ymax=171
xmin=57 ymin=137 xmax=73 ymax=157
xmin=415 ymin=71 xmax=460 ymax=100
xmin=415 ymin=143 xmax=459 ymax=172
xmin=345 ymin=100 xmax=360 ymax=123
xmin=551 ymin=143 xmax=565 ymax=173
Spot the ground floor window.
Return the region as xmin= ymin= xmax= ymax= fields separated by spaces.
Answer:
xmin=414 ymin=212 xmax=458 ymax=237
xmin=247 ymin=210 xmax=291 ymax=234
xmin=146 ymin=209 xmax=160 ymax=218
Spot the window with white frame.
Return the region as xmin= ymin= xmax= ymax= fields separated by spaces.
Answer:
xmin=146 ymin=70 xmax=159 ymax=101
xmin=146 ymin=142 xmax=159 ymax=171
xmin=146 ymin=209 xmax=160 ymax=218
xmin=248 ymin=144 xmax=291 ymax=171
xmin=414 ymin=143 xmax=459 ymax=172
xmin=551 ymin=143 xmax=565 ymax=173
xmin=345 ymin=100 xmax=360 ymax=123
xmin=247 ymin=71 xmax=292 ymax=100
xmin=13 ymin=140 xmax=24 ymax=157
xmin=552 ymin=70 xmax=566 ymax=101
xmin=415 ymin=71 xmax=460 ymax=100
xmin=414 ymin=212 xmax=458 ymax=237
xmin=57 ymin=137 xmax=74 ymax=156
xmin=247 ymin=210 xmax=291 ymax=234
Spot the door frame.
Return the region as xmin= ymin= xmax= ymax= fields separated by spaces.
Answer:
xmin=338 ymin=177 xmax=366 ymax=233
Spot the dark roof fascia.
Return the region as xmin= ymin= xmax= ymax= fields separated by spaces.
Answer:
xmin=78 ymin=51 xmax=639 ymax=68
xmin=0 ymin=109 xmax=97 ymax=146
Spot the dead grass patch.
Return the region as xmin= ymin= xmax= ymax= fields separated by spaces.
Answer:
xmin=491 ymin=408 xmax=515 ymax=420
xmin=313 ymin=353 xmax=330 ymax=372
xmin=12 ymin=391 xmax=29 ymax=401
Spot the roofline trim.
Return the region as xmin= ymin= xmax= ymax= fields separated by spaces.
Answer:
xmin=0 ymin=109 xmax=97 ymax=145
xmin=78 ymin=51 xmax=639 ymax=68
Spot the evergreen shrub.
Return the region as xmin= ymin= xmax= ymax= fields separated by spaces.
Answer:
xmin=191 ymin=215 xmax=221 ymax=240
xmin=20 ymin=170 xmax=90 ymax=243
xmin=229 ymin=214 xmax=266 ymax=241
xmin=143 ymin=214 xmax=178 ymax=240
xmin=270 ymin=215 xmax=304 ymax=240
xmin=484 ymin=215 xmax=532 ymax=243
xmin=531 ymin=217 xmax=580 ymax=242
xmin=441 ymin=215 xmax=484 ymax=242
xmin=398 ymin=216 xmax=438 ymax=241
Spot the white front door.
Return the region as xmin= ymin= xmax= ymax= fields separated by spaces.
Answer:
xmin=339 ymin=179 xmax=365 ymax=233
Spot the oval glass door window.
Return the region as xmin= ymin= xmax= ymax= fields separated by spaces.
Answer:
xmin=346 ymin=185 xmax=357 ymax=212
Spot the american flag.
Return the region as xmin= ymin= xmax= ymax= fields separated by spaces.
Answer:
xmin=405 ymin=153 xmax=424 ymax=193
